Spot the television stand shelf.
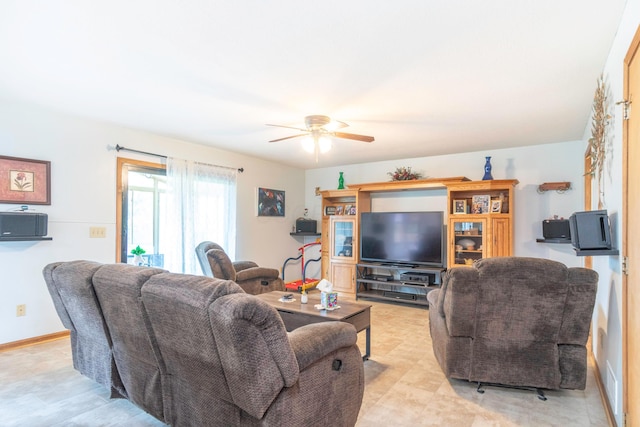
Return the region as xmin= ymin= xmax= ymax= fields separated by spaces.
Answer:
xmin=356 ymin=263 xmax=444 ymax=307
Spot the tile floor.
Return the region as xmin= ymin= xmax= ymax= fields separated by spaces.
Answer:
xmin=0 ymin=299 xmax=609 ymax=426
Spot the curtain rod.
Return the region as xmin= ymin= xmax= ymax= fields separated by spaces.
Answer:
xmin=115 ymin=144 xmax=244 ymax=173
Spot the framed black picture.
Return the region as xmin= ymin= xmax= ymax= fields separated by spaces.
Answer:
xmin=257 ymin=187 xmax=285 ymax=217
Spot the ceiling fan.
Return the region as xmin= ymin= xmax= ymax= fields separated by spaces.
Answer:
xmin=266 ymin=115 xmax=375 ymax=161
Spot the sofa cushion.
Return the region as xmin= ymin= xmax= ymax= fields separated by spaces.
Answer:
xmin=92 ymin=264 xmax=167 ymax=421
xmin=43 ymin=260 xmax=126 ymax=398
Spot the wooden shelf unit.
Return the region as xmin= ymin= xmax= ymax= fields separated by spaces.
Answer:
xmin=319 ymin=177 xmax=469 ymax=296
xmin=320 ymin=177 xmax=518 ymax=296
xmin=320 ymin=189 xmax=371 ymax=294
xmin=445 ymin=179 xmax=519 ymax=268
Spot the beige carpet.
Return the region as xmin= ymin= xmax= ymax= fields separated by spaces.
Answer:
xmin=0 ymin=299 xmax=609 ymax=426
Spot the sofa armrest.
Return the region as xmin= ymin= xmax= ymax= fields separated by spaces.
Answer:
xmin=558 ymin=268 xmax=598 ymax=344
xmin=288 ymin=322 xmax=357 ymax=371
xmin=441 ymin=267 xmax=479 ymax=337
xmin=209 ymin=293 xmax=300 ymax=419
xmin=235 ymin=266 xmax=280 ymax=281
xmin=233 ymin=260 xmax=259 ymax=271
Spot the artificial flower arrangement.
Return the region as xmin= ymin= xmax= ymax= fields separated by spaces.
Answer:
xmin=388 ymin=166 xmax=423 ymax=181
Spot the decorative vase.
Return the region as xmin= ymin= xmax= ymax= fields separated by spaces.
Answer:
xmin=482 ymin=156 xmax=493 ymax=180
xmin=338 ymin=172 xmax=345 ymax=189
xmin=301 ymin=291 xmax=308 ymax=304
xmin=133 ymin=255 xmax=145 ymax=266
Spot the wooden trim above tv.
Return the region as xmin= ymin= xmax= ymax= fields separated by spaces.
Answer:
xmin=347 ymin=176 xmax=469 ymax=192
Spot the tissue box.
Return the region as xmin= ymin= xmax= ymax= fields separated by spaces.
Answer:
xmin=321 ymin=292 xmax=338 ymax=309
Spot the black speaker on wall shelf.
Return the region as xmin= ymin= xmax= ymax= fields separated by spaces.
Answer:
xmin=0 ymin=212 xmax=48 ymax=237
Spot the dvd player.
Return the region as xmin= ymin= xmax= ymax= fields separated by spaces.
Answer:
xmin=367 ymin=274 xmax=393 ymax=281
xmin=399 ymin=272 xmax=435 ymax=284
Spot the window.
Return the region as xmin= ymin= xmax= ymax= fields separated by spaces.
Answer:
xmin=117 ymin=158 xmax=166 ymax=267
xmin=164 ymin=157 xmax=237 ymax=274
xmin=116 ymin=156 xmax=237 ymax=274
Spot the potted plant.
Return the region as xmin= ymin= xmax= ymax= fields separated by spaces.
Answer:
xmin=131 ymin=245 xmax=146 ymax=266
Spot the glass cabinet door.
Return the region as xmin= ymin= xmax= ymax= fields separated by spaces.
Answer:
xmin=331 ymin=217 xmax=355 ymax=260
xmin=450 ymin=218 xmax=486 ymax=267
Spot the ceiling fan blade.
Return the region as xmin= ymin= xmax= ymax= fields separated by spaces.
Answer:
xmin=333 ymin=131 xmax=375 ymax=142
xmin=266 ymin=123 xmax=308 ymax=132
xmin=332 ymin=120 xmax=349 ymax=129
xmin=269 ymin=133 xmax=308 ymax=143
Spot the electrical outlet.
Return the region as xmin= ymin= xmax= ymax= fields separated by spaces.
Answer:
xmin=89 ymin=227 xmax=106 ymax=238
xmin=16 ymin=304 xmax=26 ymax=317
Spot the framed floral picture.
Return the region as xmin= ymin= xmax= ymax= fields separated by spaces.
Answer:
xmin=0 ymin=155 xmax=51 ymax=205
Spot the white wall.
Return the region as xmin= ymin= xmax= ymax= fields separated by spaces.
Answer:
xmin=0 ymin=98 xmax=305 ymax=344
xmin=304 ymin=140 xmax=586 ymax=276
xmin=586 ymin=1 xmax=640 ymax=424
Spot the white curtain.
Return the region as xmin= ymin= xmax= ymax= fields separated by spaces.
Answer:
xmin=164 ymin=157 xmax=237 ymax=274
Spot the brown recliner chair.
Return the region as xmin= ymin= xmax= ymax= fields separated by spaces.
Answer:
xmin=427 ymin=256 xmax=598 ymax=397
xmin=196 ymin=241 xmax=284 ymax=295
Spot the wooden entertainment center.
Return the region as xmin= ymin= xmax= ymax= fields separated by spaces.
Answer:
xmin=320 ymin=177 xmax=518 ymax=306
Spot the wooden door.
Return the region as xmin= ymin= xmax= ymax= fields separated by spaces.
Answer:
xmin=321 ymin=219 xmax=330 ymax=279
xmin=331 ymin=263 xmax=355 ymax=293
xmin=623 ymin=25 xmax=640 ymax=427
xmin=491 ymin=217 xmax=511 ymax=257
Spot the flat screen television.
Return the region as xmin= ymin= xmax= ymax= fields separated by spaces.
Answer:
xmin=359 ymin=211 xmax=445 ymax=268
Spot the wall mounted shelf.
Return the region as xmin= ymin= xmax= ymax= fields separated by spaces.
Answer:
xmin=574 ymin=248 xmax=619 ymax=256
xmin=536 ymin=238 xmax=571 ymax=244
xmin=537 ymin=182 xmax=571 ymax=194
xmin=0 ymin=236 xmax=52 ymax=242
xmin=289 ymin=232 xmax=321 ymax=237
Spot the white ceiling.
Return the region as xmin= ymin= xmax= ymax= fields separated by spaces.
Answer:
xmin=0 ymin=1 xmax=627 ymax=169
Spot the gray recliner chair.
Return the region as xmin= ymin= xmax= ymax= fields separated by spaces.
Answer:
xmin=196 ymin=241 xmax=284 ymax=295
xmin=427 ymin=256 xmax=598 ymax=396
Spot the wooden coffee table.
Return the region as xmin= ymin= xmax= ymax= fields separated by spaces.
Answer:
xmin=255 ymin=291 xmax=372 ymax=360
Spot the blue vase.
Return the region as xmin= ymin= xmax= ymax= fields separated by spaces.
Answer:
xmin=482 ymin=156 xmax=493 ymax=180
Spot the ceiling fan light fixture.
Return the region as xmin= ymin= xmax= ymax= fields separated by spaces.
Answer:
xmin=324 ymin=121 xmax=341 ymax=132
xmin=267 ymin=115 xmax=373 ymax=160
xmin=319 ymin=136 xmax=332 ymax=153
xmin=301 ymin=137 xmax=315 ymax=153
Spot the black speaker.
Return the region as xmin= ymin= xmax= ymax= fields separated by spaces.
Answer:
xmin=542 ymin=219 xmax=571 ymax=240
xmin=0 ymin=212 xmax=48 ymax=237
xmin=569 ymin=210 xmax=612 ymax=250
xmin=295 ymin=218 xmax=317 ymax=233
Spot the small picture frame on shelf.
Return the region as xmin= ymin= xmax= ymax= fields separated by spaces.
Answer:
xmin=325 ymin=206 xmax=336 ymax=216
xmin=344 ymin=204 xmax=353 ymax=214
xmin=491 ymin=199 xmax=502 ymax=213
xmin=453 ymin=199 xmax=467 ymax=214
xmin=336 ymin=205 xmax=344 ymax=215
xmin=349 ymin=205 xmax=357 ymax=215
xmin=471 ymin=195 xmax=490 ymax=214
